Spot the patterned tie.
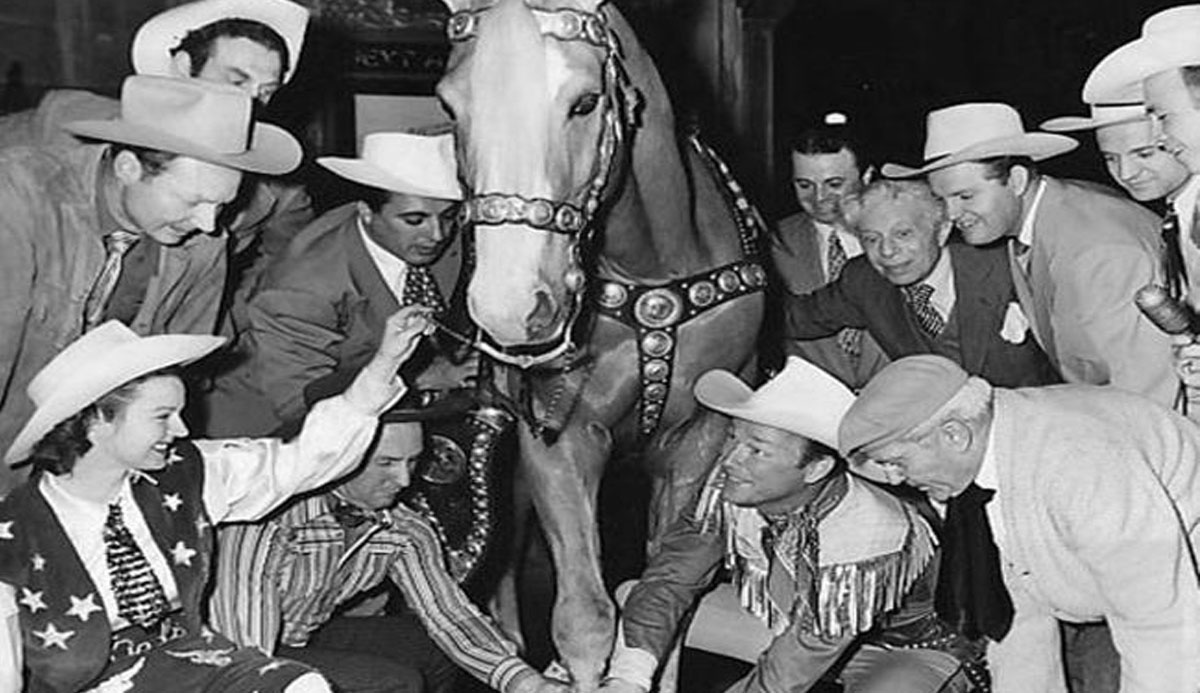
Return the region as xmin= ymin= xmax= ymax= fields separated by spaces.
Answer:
xmin=83 ymin=231 xmax=140 ymax=331
xmin=401 ymin=265 xmax=447 ymax=315
xmin=1162 ymin=209 xmax=1189 ymax=301
xmin=903 ymin=283 xmax=946 ymax=337
xmin=826 ymin=233 xmax=863 ymax=357
xmin=104 ymin=502 xmax=171 ymax=629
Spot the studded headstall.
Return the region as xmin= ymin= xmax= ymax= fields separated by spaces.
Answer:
xmin=447 ymin=2 xmax=641 ymax=367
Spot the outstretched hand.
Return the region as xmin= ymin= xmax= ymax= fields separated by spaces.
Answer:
xmin=376 ymin=305 xmax=436 ymax=369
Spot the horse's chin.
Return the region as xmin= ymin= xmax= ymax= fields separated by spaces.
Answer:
xmin=477 ymin=326 xmax=575 ymax=369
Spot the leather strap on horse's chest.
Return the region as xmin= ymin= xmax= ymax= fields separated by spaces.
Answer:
xmin=594 ymin=259 xmax=766 ymax=436
xmin=689 ymin=135 xmax=765 ymax=260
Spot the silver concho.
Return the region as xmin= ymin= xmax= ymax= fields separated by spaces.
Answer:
xmin=717 ymin=270 xmax=741 ymax=293
xmin=641 ymin=330 xmax=673 ymax=357
xmin=643 ymin=359 xmax=670 ymax=382
xmin=598 ymin=282 xmax=629 ymax=310
xmin=420 ymin=434 xmax=468 ymax=485
xmin=634 ymin=288 xmax=684 ymax=329
xmin=688 ymin=281 xmax=716 ymax=308
xmin=739 ymin=263 xmax=766 ymax=287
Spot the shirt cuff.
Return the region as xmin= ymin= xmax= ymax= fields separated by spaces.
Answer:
xmin=607 ymin=623 xmax=658 ymax=691
xmin=494 ymin=657 xmax=540 ymax=693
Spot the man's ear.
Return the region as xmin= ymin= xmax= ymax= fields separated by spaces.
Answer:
xmin=355 ymin=200 xmax=373 ymax=224
xmin=861 ymin=165 xmax=876 ymax=186
xmin=169 ymin=51 xmax=193 ymax=79
xmin=112 ymin=149 xmax=144 ymax=184
xmin=802 ymin=455 xmax=837 ymax=483
xmin=1007 ymin=164 xmax=1031 ymax=197
xmin=939 ymin=419 xmax=973 ymax=453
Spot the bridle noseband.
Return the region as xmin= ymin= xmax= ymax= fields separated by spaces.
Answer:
xmin=447 ymin=2 xmax=640 ymax=367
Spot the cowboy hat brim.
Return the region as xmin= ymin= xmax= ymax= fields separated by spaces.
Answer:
xmin=63 ymin=119 xmax=302 ymax=176
xmin=132 ymin=0 xmax=309 ymax=84
xmin=5 ymin=333 xmax=226 ymax=466
xmin=317 ymin=157 xmax=464 ymax=201
xmin=694 ymin=369 xmax=843 ymax=450
xmin=880 ymin=132 xmax=1078 ymax=179
xmin=1083 ymin=26 xmax=1200 ymax=104
xmin=1039 ymin=112 xmax=1146 ymax=133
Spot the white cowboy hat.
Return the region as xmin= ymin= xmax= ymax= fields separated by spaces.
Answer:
xmin=1040 ymin=102 xmax=1149 ymax=133
xmin=881 ymin=103 xmax=1078 ymax=179
xmin=5 ymin=321 xmax=226 ymax=466
xmin=132 ymin=0 xmax=310 ymax=84
xmin=1083 ymin=6 xmax=1200 ymax=104
xmin=693 ymin=356 xmax=854 ymax=450
xmin=64 ymin=75 xmax=303 ymax=176
xmin=317 ymin=132 xmax=463 ymax=201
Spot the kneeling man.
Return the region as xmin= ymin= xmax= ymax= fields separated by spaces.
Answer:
xmin=839 ymin=355 xmax=1200 ymax=693
xmin=601 ymin=358 xmax=983 ymax=693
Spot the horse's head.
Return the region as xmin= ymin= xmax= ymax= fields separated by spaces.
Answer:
xmin=437 ymin=0 xmax=638 ymax=366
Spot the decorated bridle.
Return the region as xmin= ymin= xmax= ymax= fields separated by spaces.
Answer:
xmin=446 ymin=1 xmax=641 ymax=367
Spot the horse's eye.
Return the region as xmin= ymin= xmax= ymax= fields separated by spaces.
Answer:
xmin=569 ymin=92 xmax=602 ymax=118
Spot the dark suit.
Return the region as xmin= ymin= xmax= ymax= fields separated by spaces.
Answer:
xmin=782 ymin=242 xmax=1060 ymax=388
xmin=767 ymin=212 xmax=889 ymax=389
xmin=202 ymin=203 xmax=463 ymax=436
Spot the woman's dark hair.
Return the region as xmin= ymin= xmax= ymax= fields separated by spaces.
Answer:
xmin=27 ymin=367 xmax=184 ymax=477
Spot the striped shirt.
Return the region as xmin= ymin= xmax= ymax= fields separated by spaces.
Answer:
xmin=210 ymin=495 xmax=538 ymax=693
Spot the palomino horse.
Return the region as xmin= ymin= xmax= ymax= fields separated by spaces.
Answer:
xmin=437 ymin=0 xmax=765 ymax=688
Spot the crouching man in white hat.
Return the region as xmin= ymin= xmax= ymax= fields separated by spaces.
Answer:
xmin=599 ymin=358 xmax=985 ymax=693
xmin=838 ymin=354 xmax=1200 ymax=693
xmin=202 ymin=131 xmax=468 ymax=437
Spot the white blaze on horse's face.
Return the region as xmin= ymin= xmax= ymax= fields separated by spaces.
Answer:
xmin=438 ymin=0 xmax=610 ymax=348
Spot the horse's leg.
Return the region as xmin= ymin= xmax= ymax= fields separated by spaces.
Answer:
xmin=521 ymin=419 xmax=614 ymax=692
xmin=488 ymin=461 xmax=533 ymax=651
xmin=645 ymin=408 xmax=730 ymax=555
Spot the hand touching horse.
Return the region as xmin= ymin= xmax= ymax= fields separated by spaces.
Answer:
xmin=437 ymin=1 xmax=765 ymax=689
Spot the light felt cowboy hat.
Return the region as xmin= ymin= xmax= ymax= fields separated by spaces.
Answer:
xmin=1083 ymin=5 xmax=1200 ymax=104
xmin=693 ymin=356 xmax=854 ymax=450
xmin=5 ymin=321 xmax=226 ymax=466
xmin=1040 ymin=102 xmax=1149 ymax=133
xmin=881 ymin=103 xmax=1078 ymax=179
xmin=317 ymin=132 xmax=464 ymax=201
xmin=64 ymin=75 xmax=303 ymax=176
xmin=133 ymin=0 xmax=310 ymax=84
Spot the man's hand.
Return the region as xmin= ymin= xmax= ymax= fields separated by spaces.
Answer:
xmin=344 ymin=306 xmax=435 ymax=413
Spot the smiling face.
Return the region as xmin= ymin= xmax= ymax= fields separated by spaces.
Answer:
xmin=361 ymin=193 xmax=458 ymax=267
xmin=854 ymin=191 xmax=946 ymax=287
xmin=338 ymin=422 xmax=423 ymax=511
xmin=114 ymin=152 xmax=242 ymax=245
xmin=717 ymin=419 xmax=835 ymax=515
xmin=87 ymin=375 xmax=189 ymax=474
xmin=792 ymin=149 xmax=864 ymax=226
xmin=928 ymin=161 xmax=1027 ymax=246
xmin=1145 ymin=68 xmax=1200 ymax=174
xmin=1095 ymin=118 xmax=1190 ymax=201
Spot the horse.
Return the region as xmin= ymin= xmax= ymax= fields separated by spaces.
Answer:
xmin=436 ymin=1 xmax=766 ymax=688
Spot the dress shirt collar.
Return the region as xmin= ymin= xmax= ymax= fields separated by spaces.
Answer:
xmin=358 ymin=214 xmax=408 ymax=304
xmin=814 ymin=219 xmax=864 ymax=258
xmin=1171 ymin=174 xmax=1200 ymax=236
xmin=1016 ymin=177 xmax=1048 ymax=250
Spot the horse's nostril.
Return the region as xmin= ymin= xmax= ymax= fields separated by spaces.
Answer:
xmin=526 ymin=289 xmax=558 ymax=335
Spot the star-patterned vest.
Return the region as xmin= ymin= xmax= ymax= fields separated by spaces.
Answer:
xmin=0 ymin=441 xmax=213 ymax=693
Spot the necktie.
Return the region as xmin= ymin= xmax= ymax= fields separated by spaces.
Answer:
xmin=83 ymin=231 xmax=140 ymax=331
xmin=1162 ymin=209 xmax=1189 ymax=301
xmin=826 ymin=233 xmax=863 ymax=358
xmin=903 ymin=282 xmax=945 ymax=337
xmin=935 ymin=484 xmax=1014 ymax=641
xmin=401 ymin=265 xmax=447 ymax=315
xmin=330 ymin=499 xmax=383 ymax=529
xmin=103 ymin=502 xmax=171 ymax=629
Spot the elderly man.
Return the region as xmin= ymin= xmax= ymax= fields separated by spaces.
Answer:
xmin=782 ymin=178 xmax=1059 ymax=388
xmin=202 ymin=131 xmax=466 ymax=436
xmin=0 ymin=75 xmax=300 ymax=493
xmin=600 ymin=357 xmax=984 ymax=693
xmin=0 ymin=0 xmax=315 ymax=329
xmin=884 ymin=102 xmax=1174 ymax=405
xmin=768 ymin=121 xmax=888 ymax=388
xmin=838 ymin=354 xmax=1200 ymax=693
xmin=210 ymin=412 xmax=566 ymax=693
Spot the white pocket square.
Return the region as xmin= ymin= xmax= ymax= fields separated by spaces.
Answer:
xmin=1000 ymin=301 xmax=1030 ymax=344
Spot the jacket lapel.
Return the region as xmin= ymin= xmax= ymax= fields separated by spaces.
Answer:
xmin=950 ymin=244 xmax=998 ymax=375
xmin=345 ymin=218 xmax=401 ymax=328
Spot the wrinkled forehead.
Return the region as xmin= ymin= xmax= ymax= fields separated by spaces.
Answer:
xmin=1094 ymin=117 xmax=1157 ymax=152
xmin=856 ymin=195 xmax=940 ymax=235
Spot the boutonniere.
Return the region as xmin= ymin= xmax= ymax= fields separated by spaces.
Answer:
xmin=1000 ymin=301 xmax=1030 ymax=344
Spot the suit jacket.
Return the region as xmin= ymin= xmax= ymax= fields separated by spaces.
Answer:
xmin=1015 ymin=177 xmax=1174 ymax=403
xmin=202 ymin=203 xmax=463 ymax=436
xmin=985 ymin=386 xmax=1200 ymax=693
xmin=767 ymin=212 xmax=889 ymax=389
xmin=782 ymin=242 xmax=1061 ymax=388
